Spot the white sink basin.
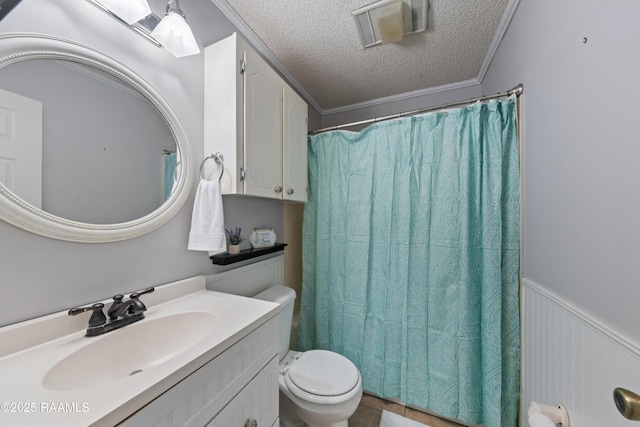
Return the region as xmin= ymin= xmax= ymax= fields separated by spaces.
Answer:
xmin=43 ymin=311 xmax=216 ymax=391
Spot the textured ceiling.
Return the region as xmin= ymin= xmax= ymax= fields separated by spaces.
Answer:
xmin=220 ymin=0 xmax=510 ymax=112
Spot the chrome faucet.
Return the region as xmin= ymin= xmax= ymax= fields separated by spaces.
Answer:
xmin=69 ymin=287 xmax=155 ymax=337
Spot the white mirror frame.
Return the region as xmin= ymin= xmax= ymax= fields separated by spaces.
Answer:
xmin=0 ymin=33 xmax=194 ymax=242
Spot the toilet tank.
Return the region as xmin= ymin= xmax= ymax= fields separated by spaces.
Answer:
xmin=254 ymin=285 xmax=296 ymax=361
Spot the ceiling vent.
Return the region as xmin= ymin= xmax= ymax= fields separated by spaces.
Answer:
xmin=352 ymin=0 xmax=427 ymax=48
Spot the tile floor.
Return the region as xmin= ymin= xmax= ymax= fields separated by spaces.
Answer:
xmin=348 ymin=393 xmax=467 ymax=427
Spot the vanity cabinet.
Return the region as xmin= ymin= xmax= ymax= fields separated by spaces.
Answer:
xmin=206 ymin=357 xmax=278 ymax=427
xmin=204 ymin=33 xmax=308 ymax=203
xmin=118 ymin=315 xmax=279 ymax=427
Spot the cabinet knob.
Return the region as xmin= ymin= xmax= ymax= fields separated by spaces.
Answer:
xmin=274 ymin=186 xmax=283 ymax=194
xmin=245 ymin=419 xmax=258 ymax=427
xmin=287 ymin=188 xmax=294 ymax=195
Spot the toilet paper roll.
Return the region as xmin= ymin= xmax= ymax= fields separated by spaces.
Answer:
xmin=528 ymin=413 xmax=557 ymax=427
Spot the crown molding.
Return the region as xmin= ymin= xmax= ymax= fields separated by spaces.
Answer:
xmin=322 ymin=78 xmax=481 ymax=116
xmin=209 ymin=0 xmax=323 ymax=114
xmin=210 ymin=0 xmax=522 ymax=117
xmin=326 ymin=0 xmax=523 ymax=116
xmin=476 ymin=0 xmax=522 ymax=83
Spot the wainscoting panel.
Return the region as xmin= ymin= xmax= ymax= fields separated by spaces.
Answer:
xmin=521 ymin=279 xmax=640 ymax=426
xmin=205 ymin=255 xmax=284 ymax=297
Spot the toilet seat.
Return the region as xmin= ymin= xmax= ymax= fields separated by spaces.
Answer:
xmin=284 ymin=350 xmax=361 ymax=404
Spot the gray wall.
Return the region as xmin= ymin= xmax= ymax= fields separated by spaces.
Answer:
xmin=0 ymin=0 xmax=285 ymax=327
xmin=482 ymin=0 xmax=640 ymax=342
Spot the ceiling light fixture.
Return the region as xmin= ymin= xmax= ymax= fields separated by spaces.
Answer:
xmin=151 ymin=0 xmax=200 ymax=58
xmin=352 ymin=0 xmax=428 ymax=48
xmin=97 ymin=0 xmax=151 ymax=25
xmin=86 ymin=0 xmax=199 ymax=58
xmin=0 ymin=0 xmax=23 ymax=21
xmin=377 ymin=0 xmax=404 ymax=44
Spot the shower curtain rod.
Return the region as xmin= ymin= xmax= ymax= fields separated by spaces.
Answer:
xmin=309 ymin=83 xmax=523 ymax=135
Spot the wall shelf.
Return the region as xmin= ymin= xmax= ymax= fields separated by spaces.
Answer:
xmin=210 ymin=243 xmax=287 ymax=265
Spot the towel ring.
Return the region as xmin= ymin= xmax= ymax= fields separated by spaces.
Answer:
xmin=200 ymin=152 xmax=224 ymax=181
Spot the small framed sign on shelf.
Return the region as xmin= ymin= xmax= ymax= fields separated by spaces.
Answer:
xmin=249 ymin=228 xmax=277 ymax=248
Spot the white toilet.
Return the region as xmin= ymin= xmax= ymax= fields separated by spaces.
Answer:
xmin=254 ymin=285 xmax=363 ymax=427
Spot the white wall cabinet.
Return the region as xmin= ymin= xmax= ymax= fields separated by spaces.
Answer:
xmin=118 ymin=316 xmax=279 ymax=427
xmin=204 ymin=33 xmax=308 ymax=203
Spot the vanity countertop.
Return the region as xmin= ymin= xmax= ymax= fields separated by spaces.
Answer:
xmin=0 ymin=276 xmax=279 ymax=426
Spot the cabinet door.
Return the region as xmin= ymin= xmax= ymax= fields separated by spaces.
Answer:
xmin=244 ymin=47 xmax=283 ymax=199
xmin=204 ymin=33 xmax=244 ymax=195
xmin=282 ymin=85 xmax=308 ymax=203
xmin=206 ymin=357 xmax=279 ymax=427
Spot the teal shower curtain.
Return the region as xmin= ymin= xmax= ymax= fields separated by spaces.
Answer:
xmin=297 ymin=97 xmax=520 ymax=427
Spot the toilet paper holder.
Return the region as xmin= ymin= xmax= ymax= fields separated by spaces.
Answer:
xmin=528 ymin=401 xmax=570 ymax=427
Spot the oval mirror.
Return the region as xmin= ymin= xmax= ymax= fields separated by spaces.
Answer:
xmin=0 ymin=34 xmax=194 ymax=242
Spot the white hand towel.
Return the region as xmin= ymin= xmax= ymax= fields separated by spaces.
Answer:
xmin=188 ymin=179 xmax=227 ymax=254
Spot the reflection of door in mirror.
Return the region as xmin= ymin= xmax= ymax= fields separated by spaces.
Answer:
xmin=0 ymin=87 xmax=43 ymax=208
xmin=0 ymin=59 xmax=176 ymax=224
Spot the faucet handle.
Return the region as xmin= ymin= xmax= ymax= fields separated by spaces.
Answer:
xmin=129 ymin=287 xmax=154 ymax=314
xmin=130 ymin=287 xmax=154 ymax=299
xmin=68 ymin=303 xmax=107 ymax=327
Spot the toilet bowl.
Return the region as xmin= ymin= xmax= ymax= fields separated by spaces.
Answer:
xmin=254 ymin=286 xmax=363 ymax=427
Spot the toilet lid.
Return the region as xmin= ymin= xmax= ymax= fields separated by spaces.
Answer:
xmin=286 ymin=350 xmax=359 ymax=397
